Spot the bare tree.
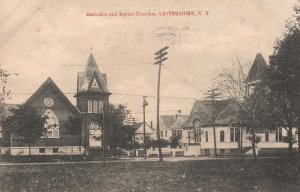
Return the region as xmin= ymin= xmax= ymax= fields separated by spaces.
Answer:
xmin=216 ymin=57 xmax=267 ymax=160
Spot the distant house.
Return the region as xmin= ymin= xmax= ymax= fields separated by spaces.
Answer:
xmin=159 ymin=111 xmax=188 ymax=143
xmin=135 ymin=122 xmax=156 ymax=144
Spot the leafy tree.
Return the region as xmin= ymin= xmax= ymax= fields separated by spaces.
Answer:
xmin=65 ymin=116 xmax=81 ymax=136
xmin=0 ymin=69 xmax=17 ymax=147
xmin=148 ymin=138 xmax=169 ymax=149
xmin=65 ymin=116 xmax=81 ymax=158
xmin=170 ymin=135 xmax=181 ymax=148
xmin=267 ymin=5 xmax=300 ymax=156
xmin=91 ymin=104 xmax=136 ymax=158
xmin=246 ymin=134 xmax=261 ymax=145
xmin=141 ymin=135 xmax=154 ymax=149
xmin=0 ymin=69 xmax=11 ymax=111
xmin=4 ymin=105 xmax=48 ymax=161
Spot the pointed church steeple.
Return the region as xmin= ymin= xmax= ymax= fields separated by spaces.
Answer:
xmin=245 ymin=53 xmax=268 ymax=84
xmin=75 ymin=53 xmax=111 ymax=114
xmin=76 ymin=53 xmax=110 ymax=95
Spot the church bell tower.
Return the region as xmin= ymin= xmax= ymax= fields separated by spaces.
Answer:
xmin=75 ymin=53 xmax=111 ymax=148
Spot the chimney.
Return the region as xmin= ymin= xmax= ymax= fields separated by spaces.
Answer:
xmin=176 ymin=110 xmax=181 ymax=119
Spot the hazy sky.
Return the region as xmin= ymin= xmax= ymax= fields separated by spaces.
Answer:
xmin=0 ymin=0 xmax=298 ymax=123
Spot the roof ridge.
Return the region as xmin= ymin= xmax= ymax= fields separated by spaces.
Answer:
xmin=24 ymin=77 xmax=80 ymax=116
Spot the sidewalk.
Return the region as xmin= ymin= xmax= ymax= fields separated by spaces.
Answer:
xmin=0 ymin=156 xmax=204 ymax=166
xmin=0 ymin=155 xmax=270 ymax=166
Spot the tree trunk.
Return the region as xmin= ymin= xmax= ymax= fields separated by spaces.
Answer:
xmin=113 ymin=126 xmax=117 ymax=159
xmin=251 ymin=131 xmax=257 ymax=160
xmin=71 ymin=146 xmax=73 ymax=161
xmin=28 ymin=142 xmax=31 ymax=162
xmin=288 ymin=127 xmax=293 ymax=157
xmin=240 ymin=127 xmax=243 ymax=162
xmin=114 ymin=146 xmax=117 ymax=159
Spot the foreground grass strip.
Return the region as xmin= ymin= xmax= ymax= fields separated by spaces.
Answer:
xmin=0 ymin=158 xmax=299 ymax=192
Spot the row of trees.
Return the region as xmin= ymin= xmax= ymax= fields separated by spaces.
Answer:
xmin=217 ymin=5 xmax=300 ymax=158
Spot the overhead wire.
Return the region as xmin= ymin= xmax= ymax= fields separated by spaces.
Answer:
xmin=162 ymin=64 xmax=204 ymax=94
xmin=9 ymin=91 xmax=198 ymax=100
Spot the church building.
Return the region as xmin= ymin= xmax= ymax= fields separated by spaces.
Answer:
xmin=1 ymin=53 xmax=110 ymax=156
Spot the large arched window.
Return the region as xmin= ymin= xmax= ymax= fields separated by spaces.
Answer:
xmin=265 ymin=131 xmax=269 ymax=142
xmin=93 ymin=100 xmax=98 ymax=113
xmin=220 ymin=130 xmax=225 ymax=142
xmin=88 ymin=100 xmax=92 ymax=113
xmin=43 ymin=109 xmax=59 ymax=138
xmin=205 ymin=131 xmax=208 ymax=142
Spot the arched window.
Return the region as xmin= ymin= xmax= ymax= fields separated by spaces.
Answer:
xmin=198 ymin=129 xmax=201 ymax=143
xmin=88 ymin=100 xmax=92 ymax=113
xmin=0 ymin=125 xmax=2 ymax=138
xmin=42 ymin=109 xmax=59 ymax=138
xmin=220 ymin=130 xmax=225 ymax=142
xmin=279 ymin=128 xmax=282 ymax=141
xmin=205 ymin=131 xmax=208 ymax=142
xmin=93 ymin=101 xmax=98 ymax=113
xmin=230 ymin=128 xmax=234 ymax=142
xmin=195 ymin=128 xmax=198 ymax=143
xmin=265 ymin=131 xmax=269 ymax=142
xmin=235 ymin=128 xmax=240 ymax=142
xmin=99 ymin=101 xmax=103 ymax=112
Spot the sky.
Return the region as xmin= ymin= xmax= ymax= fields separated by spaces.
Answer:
xmin=0 ymin=0 xmax=298 ymax=123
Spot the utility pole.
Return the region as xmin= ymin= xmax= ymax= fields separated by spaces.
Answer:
xmin=154 ymin=46 xmax=169 ymax=162
xmin=143 ymin=96 xmax=148 ymax=159
xmin=204 ymin=88 xmax=221 ymax=158
xmin=132 ymin=118 xmax=136 ymax=157
xmin=101 ymin=102 xmax=105 ymax=166
xmin=238 ymin=109 xmax=244 ymax=162
xmin=84 ymin=112 xmax=88 ymax=160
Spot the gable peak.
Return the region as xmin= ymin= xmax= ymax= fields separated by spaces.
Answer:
xmin=76 ymin=53 xmax=110 ymax=94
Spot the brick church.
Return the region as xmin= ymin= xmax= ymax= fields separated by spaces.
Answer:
xmin=1 ymin=53 xmax=110 ymax=156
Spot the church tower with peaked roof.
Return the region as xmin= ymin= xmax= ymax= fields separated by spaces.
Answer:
xmin=75 ymin=53 xmax=111 ymax=148
xmin=245 ymin=53 xmax=268 ymax=96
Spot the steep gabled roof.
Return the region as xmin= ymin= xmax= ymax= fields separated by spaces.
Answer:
xmin=77 ymin=53 xmax=110 ymax=94
xmin=245 ymin=53 xmax=268 ymax=83
xmin=160 ymin=114 xmax=188 ymax=130
xmin=135 ymin=122 xmax=155 ymax=134
xmin=25 ymin=77 xmax=80 ymax=116
xmin=187 ymin=99 xmax=237 ymax=127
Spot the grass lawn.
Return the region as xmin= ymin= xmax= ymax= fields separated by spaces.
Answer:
xmin=0 ymin=158 xmax=299 ymax=192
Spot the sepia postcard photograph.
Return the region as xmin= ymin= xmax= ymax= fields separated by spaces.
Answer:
xmin=0 ymin=0 xmax=300 ymax=191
